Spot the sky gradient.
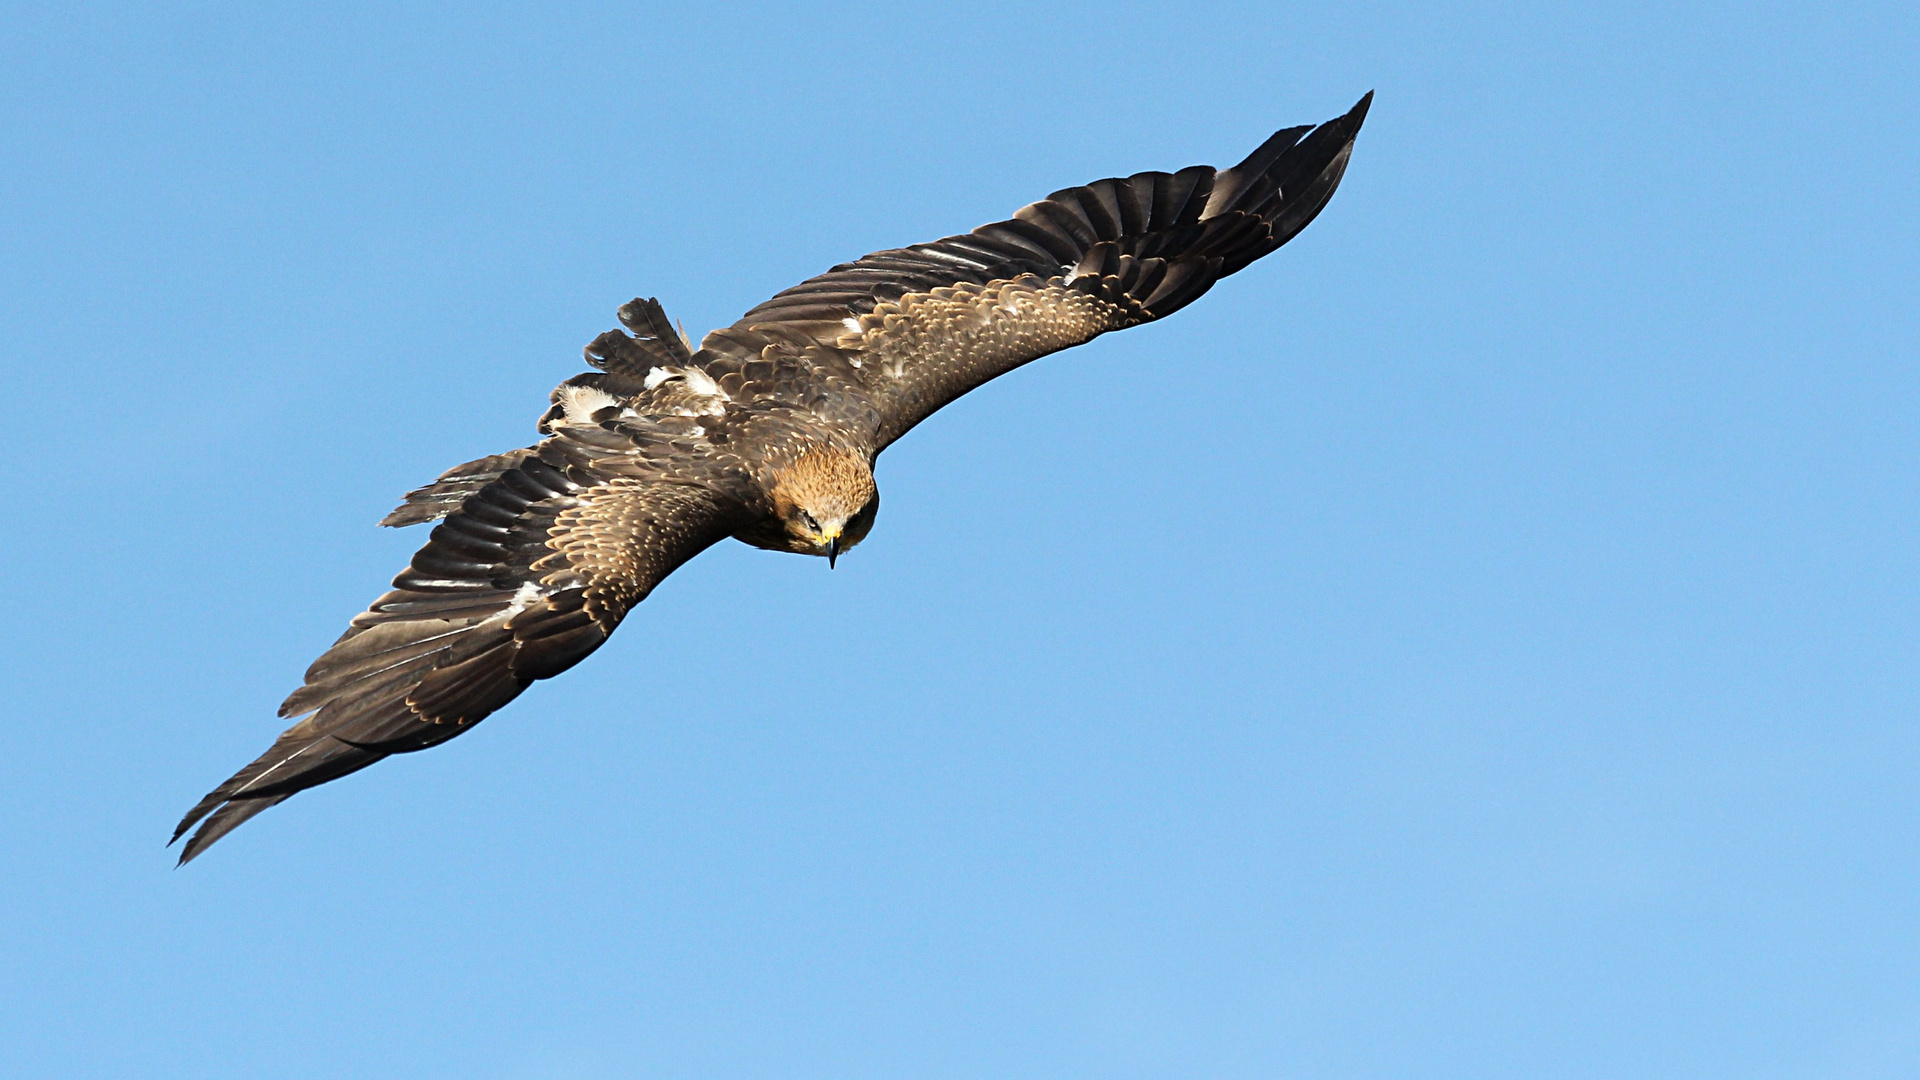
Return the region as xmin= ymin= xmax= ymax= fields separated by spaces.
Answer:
xmin=3 ymin=2 xmax=1918 ymax=1077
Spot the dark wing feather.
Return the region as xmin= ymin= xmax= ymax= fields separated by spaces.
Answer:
xmin=173 ymin=454 xmax=747 ymax=863
xmin=587 ymin=296 xmax=695 ymax=380
xmin=700 ymin=93 xmax=1371 ymax=446
xmin=380 ymin=449 xmax=539 ymax=527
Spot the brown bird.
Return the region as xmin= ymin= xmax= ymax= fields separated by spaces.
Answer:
xmin=173 ymin=93 xmax=1373 ymax=863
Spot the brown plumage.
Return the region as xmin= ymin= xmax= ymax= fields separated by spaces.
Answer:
xmin=740 ymin=447 xmax=879 ymax=558
xmin=172 ymin=93 xmax=1373 ymax=863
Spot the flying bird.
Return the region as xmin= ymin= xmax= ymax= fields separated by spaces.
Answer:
xmin=173 ymin=93 xmax=1373 ymax=863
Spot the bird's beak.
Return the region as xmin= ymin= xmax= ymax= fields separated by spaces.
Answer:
xmin=826 ymin=534 xmax=841 ymax=569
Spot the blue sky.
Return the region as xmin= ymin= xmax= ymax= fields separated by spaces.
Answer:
xmin=2 ymin=2 xmax=1917 ymax=1077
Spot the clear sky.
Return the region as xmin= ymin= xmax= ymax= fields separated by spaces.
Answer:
xmin=2 ymin=2 xmax=1916 ymax=1077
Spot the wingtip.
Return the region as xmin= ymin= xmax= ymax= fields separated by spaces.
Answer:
xmin=170 ymin=818 xmax=201 ymax=865
xmin=1347 ymin=91 xmax=1374 ymax=129
xmin=169 ymin=803 xmax=210 ymax=864
xmin=172 ymin=795 xmax=287 ymax=866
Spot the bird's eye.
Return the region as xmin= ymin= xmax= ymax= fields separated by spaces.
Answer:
xmin=799 ymin=510 xmax=819 ymax=531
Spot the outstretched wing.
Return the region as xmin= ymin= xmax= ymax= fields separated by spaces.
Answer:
xmin=699 ymin=93 xmax=1371 ymax=447
xmin=172 ymin=449 xmax=747 ymax=863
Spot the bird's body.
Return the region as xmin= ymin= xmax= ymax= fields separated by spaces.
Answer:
xmin=174 ymin=94 xmax=1374 ymax=862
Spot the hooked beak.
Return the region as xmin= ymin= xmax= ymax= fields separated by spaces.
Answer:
xmin=826 ymin=534 xmax=841 ymax=569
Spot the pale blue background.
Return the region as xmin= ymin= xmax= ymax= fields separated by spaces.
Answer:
xmin=3 ymin=3 xmax=1917 ymax=1077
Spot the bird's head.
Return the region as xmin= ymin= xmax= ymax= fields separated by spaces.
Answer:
xmin=770 ymin=446 xmax=879 ymax=567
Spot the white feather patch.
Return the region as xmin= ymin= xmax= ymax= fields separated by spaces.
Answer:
xmin=502 ymin=581 xmax=543 ymax=617
xmin=481 ymin=581 xmax=546 ymax=626
xmin=556 ymin=385 xmax=622 ymax=424
xmin=642 ymin=365 xmax=728 ymax=406
xmin=683 ymin=368 xmax=724 ymax=398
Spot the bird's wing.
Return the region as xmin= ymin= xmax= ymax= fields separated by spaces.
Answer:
xmin=694 ymin=93 xmax=1371 ymax=448
xmin=172 ymin=441 xmax=749 ymax=863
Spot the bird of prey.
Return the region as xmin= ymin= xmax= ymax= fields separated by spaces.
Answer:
xmin=172 ymin=93 xmax=1373 ymax=863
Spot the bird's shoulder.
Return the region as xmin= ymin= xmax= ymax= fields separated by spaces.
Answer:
xmin=535 ymin=355 xmax=873 ymax=497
